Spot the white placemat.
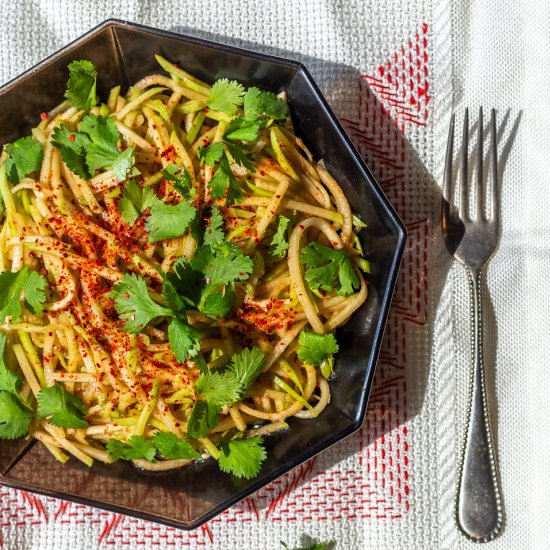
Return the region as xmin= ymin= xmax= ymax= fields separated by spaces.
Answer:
xmin=1 ymin=1 xmax=547 ymax=549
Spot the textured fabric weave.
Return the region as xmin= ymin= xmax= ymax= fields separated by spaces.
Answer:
xmin=0 ymin=1 xmax=547 ymax=549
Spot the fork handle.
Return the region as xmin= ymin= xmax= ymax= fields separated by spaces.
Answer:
xmin=456 ymin=267 xmax=504 ymax=542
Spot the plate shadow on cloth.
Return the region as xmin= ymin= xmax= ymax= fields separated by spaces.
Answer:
xmin=167 ymin=27 xmax=444 ymax=508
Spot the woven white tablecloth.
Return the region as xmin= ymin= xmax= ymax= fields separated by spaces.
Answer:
xmin=1 ymin=1 xmax=548 ymax=548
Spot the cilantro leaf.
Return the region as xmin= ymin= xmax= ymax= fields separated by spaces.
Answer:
xmin=196 ymin=370 xmax=242 ymax=407
xmin=168 ymin=317 xmax=201 ymax=362
xmin=0 ymin=267 xmax=47 ymax=323
xmin=186 ymin=400 xmax=221 ymax=439
xmin=111 ymin=147 xmax=134 ymax=182
xmin=106 ymin=435 xmax=157 ymax=462
xmin=269 ymin=216 xmax=290 ymax=259
xmin=65 ymin=60 xmax=97 ymax=110
xmin=218 ymin=436 xmax=267 ymax=479
xmin=52 ymin=114 xmax=134 ymax=181
xmin=3 ymin=136 xmax=43 ymax=184
xmin=165 ymin=258 xmax=203 ymax=307
xmin=300 ymin=242 xmax=360 ymax=296
xmin=151 ymin=432 xmax=201 ymax=459
xmin=224 ymin=116 xmax=260 ymax=142
xmin=244 ymin=87 xmax=288 ymax=122
xmin=187 ymin=351 xmax=262 ymax=439
xmin=0 ymin=334 xmax=22 ymax=395
xmin=208 ymin=153 xmax=243 ymax=205
xmin=163 ymin=164 xmax=194 ymax=200
xmin=224 ymin=142 xmax=256 ymax=172
xmin=226 ymin=347 xmax=265 ymax=394
xmin=37 ymin=384 xmax=88 ymax=429
xmin=110 ymin=273 xmax=173 ymax=333
xmin=0 ymin=391 xmax=33 ymax=439
xmin=145 ymin=198 xmax=196 ymax=244
xmin=207 ymin=79 xmax=245 ymax=115
xmin=119 ymin=180 xmax=158 ymax=225
xmin=80 ymin=115 xmax=134 ymax=180
xmin=51 ymin=125 xmax=90 ymax=179
xmin=198 ymin=283 xmax=235 ymax=320
xmin=203 ymin=206 xmax=225 ymax=247
xmin=197 ymin=142 xmax=224 ymax=167
xmin=191 ymin=241 xmax=253 ymax=287
xmin=297 ymin=331 xmax=339 ymax=367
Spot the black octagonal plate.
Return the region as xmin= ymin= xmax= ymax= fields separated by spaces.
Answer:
xmin=0 ymin=19 xmax=406 ymax=530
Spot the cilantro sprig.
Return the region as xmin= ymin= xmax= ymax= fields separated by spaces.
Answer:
xmin=110 ymin=273 xmax=200 ymax=362
xmin=162 ymin=164 xmax=195 ymax=200
xmin=0 ymin=267 xmax=48 ymax=323
xmin=109 ymin=273 xmax=173 ymax=333
xmin=118 ymin=167 xmax=197 ymax=242
xmin=218 ymin=436 xmax=267 ymax=479
xmin=106 ymin=435 xmax=157 ymax=462
xmin=300 ymin=242 xmax=360 ymax=296
xmin=65 ymin=60 xmax=97 ymax=110
xmin=0 ymin=334 xmax=33 ymax=440
xmin=146 ymin=198 xmax=196 ymax=243
xmin=152 ymin=432 xmax=201 ymax=460
xmin=37 ymin=384 xmax=89 ymax=429
xmin=119 ymin=180 xmax=158 ymax=225
xmin=106 ymin=433 xmax=201 ymax=463
xmin=0 ymin=392 xmax=33 ymax=440
xmin=197 ymin=117 xmax=261 ymax=204
xmin=199 ymin=78 xmax=289 ymax=206
xmin=206 ymin=78 xmax=245 ymax=115
xmin=269 ymin=215 xmax=290 ymax=260
xmin=186 ymin=347 xmax=265 ymax=439
xmin=297 ymin=331 xmax=339 ymax=378
xmin=51 ymin=114 xmax=134 ymax=181
xmin=243 ymin=87 xmax=288 ymax=122
xmin=3 ymin=136 xmax=43 ymax=184
xmin=110 ymin=209 xmax=253 ymax=359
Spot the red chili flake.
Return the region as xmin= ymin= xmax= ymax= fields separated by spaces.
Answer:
xmin=69 ymin=134 xmax=75 ymax=142
xmin=40 ymin=112 xmax=48 ymax=120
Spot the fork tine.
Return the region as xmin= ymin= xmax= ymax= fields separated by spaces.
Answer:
xmin=459 ymin=108 xmax=469 ymax=220
xmin=475 ymin=107 xmax=484 ymax=220
xmin=489 ymin=108 xmax=499 ymax=223
xmin=443 ymin=113 xmax=455 ymax=204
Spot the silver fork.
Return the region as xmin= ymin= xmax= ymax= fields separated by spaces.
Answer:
xmin=442 ymin=108 xmax=504 ymax=542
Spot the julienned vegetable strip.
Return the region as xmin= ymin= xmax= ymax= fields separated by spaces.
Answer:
xmin=0 ymin=57 xmax=369 ymax=480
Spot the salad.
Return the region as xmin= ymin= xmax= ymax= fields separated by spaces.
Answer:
xmin=0 ymin=56 xmax=368 ymax=479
